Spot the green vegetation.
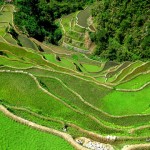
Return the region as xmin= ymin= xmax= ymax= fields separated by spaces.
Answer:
xmin=0 ymin=3 xmax=150 ymax=150
xmin=0 ymin=112 xmax=74 ymax=150
xmin=106 ymin=62 xmax=131 ymax=79
xmin=14 ymin=0 xmax=93 ymax=44
xmin=0 ymin=56 xmax=33 ymax=68
xmin=82 ymin=63 xmax=101 ymax=72
xmin=73 ymin=25 xmax=86 ymax=33
xmin=60 ymin=4 xmax=95 ymax=52
xmin=112 ymin=61 xmax=143 ymax=83
xmin=0 ymin=27 xmax=6 ymax=36
xmin=18 ymin=34 xmax=38 ymax=50
xmin=121 ymin=62 xmax=150 ymax=82
xmin=0 ymin=11 xmax=13 ymax=23
xmin=116 ymin=72 xmax=150 ymax=89
xmin=61 ymin=12 xmax=77 ymax=33
xmin=4 ymin=33 xmax=18 ymax=45
xmin=66 ymin=31 xmax=84 ymax=41
xmin=43 ymin=53 xmax=75 ymax=70
xmin=0 ymin=5 xmax=13 ymax=37
xmin=100 ymin=86 xmax=150 ymax=116
xmin=0 ymin=72 xmax=115 ymax=133
xmin=92 ymin=0 xmax=150 ymax=61
xmin=77 ymin=6 xmax=91 ymax=28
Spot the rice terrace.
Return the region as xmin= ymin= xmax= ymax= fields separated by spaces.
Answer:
xmin=0 ymin=0 xmax=150 ymax=150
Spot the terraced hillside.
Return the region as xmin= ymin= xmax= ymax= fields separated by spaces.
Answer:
xmin=60 ymin=6 xmax=95 ymax=53
xmin=0 ymin=4 xmax=150 ymax=150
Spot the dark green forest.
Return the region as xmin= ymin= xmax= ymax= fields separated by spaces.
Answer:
xmin=91 ymin=0 xmax=150 ymax=61
xmin=14 ymin=0 xmax=93 ymax=44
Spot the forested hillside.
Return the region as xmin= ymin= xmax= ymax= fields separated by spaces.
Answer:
xmin=14 ymin=0 xmax=94 ymax=44
xmin=91 ymin=0 xmax=150 ymax=61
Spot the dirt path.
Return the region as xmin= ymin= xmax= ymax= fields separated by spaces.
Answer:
xmin=0 ymin=105 xmax=88 ymax=150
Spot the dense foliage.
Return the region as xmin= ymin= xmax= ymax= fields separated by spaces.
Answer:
xmin=91 ymin=0 xmax=150 ymax=61
xmin=14 ymin=0 xmax=93 ymax=44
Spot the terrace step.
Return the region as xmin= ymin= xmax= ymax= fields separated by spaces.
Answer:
xmin=63 ymin=42 xmax=89 ymax=54
xmin=120 ymin=62 xmax=150 ymax=83
xmin=18 ymin=34 xmax=39 ymax=51
xmin=4 ymin=33 xmax=17 ymax=45
xmin=116 ymin=71 xmax=150 ymax=90
xmin=111 ymin=61 xmax=144 ymax=84
xmin=106 ymin=62 xmax=131 ymax=83
xmin=66 ymin=30 xmax=85 ymax=41
xmin=64 ymin=37 xmax=88 ymax=51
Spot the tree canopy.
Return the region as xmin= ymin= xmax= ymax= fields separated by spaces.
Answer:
xmin=91 ymin=0 xmax=150 ymax=61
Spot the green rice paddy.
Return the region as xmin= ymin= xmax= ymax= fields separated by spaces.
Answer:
xmin=82 ymin=63 xmax=101 ymax=72
xmin=4 ymin=33 xmax=18 ymax=45
xmin=77 ymin=6 xmax=91 ymax=28
xmin=0 ymin=4 xmax=150 ymax=150
xmin=100 ymin=86 xmax=150 ymax=116
xmin=18 ymin=34 xmax=38 ymax=50
xmin=116 ymin=72 xmax=150 ymax=89
xmin=0 ymin=112 xmax=74 ymax=150
xmin=61 ymin=12 xmax=77 ymax=33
